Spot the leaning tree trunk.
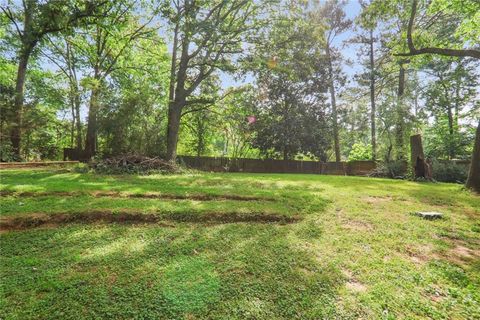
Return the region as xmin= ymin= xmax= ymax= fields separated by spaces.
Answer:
xmin=410 ymin=134 xmax=432 ymax=180
xmin=466 ymin=120 xmax=480 ymax=193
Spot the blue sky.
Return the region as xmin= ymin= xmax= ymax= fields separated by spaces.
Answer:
xmin=219 ymin=1 xmax=363 ymax=88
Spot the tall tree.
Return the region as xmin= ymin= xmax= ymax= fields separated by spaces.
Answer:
xmin=423 ymin=59 xmax=479 ymax=159
xmin=1 ymin=0 xmax=103 ymax=159
xmin=355 ymin=1 xmax=379 ymax=160
xmin=251 ymin=10 xmax=331 ymax=161
xmin=367 ymin=0 xmax=480 ymax=191
xmin=315 ymin=0 xmax=351 ymax=162
xmin=77 ymin=1 xmax=155 ymax=158
xmin=42 ymin=37 xmax=83 ymax=150
xmin=163 ymin=0 xmax=270 ymax=161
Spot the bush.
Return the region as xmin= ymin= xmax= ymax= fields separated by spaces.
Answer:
xmin=0 ymin=142 xmax=16 ymax=162
xmin=431 ymin=160 xmax=468 ymax=183
xmin=348 ymin=143 xmax=372 ymax=161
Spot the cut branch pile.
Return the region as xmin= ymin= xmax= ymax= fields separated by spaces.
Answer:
xmin=93 ymin=154 xmax=180 ymax=174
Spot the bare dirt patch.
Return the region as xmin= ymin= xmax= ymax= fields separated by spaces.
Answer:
xmin=403 ymin=243 xmax=438 ymax=265
xmin=0 ymin=210 xmax=299 ymax=232
xmin=446 ymin=244 xmax=480 ymax=266
xmin=0 ymin=190 xmax=273 ymax=202
xmin=341 ymin=219 xmax=374 ymax=232
xmin=342 ymin=269 xmax=367 ymax=293
xmin=363 ymin=196 xmax=393 ymax=204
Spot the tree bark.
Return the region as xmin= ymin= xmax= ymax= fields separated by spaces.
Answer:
xmin=395 ymin=62 xmax=407 ymax=160
xmin=70 ymin=93 xmax=76 ymax=148
xmin=166 ymin=27 xmax=189 ymax=162
xmin=447 ymin=103 xmax=455 ymax=159
xmin=466 ymin=120 xmax=480 ymax=193
xmin=65 ymin=40 xmax=83 ymax=150
xmin=166 ymin=101 xmax=182 ymax=161
xmin=74 ymin=91 xmax=82 ymax=150
xmin=11 ymin=45 xmax=33 ymax=159
xmin=410 ymin=134 xmax=431 ymax=180
xmin=326 ymin=44 xmax=340 ymax=162
xmin=369 ymin=29 xmax=376 ymax=161
xmin=84 ymin=87 xmax=99 ymax=159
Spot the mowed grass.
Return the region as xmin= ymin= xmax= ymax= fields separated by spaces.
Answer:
xmin=0 ymin=169 xmax=479 ymax=319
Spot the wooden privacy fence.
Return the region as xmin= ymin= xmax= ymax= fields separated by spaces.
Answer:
xmin=0 ymin=161 xmax=79 ymax=169
xmin=177 ymin=156 xmax=376 ymax=176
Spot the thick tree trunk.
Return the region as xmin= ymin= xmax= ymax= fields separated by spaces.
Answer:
xmin=166 ymin=101 xmax=182 ymax=161
xmin=84 ymin=88 xmax=99 ymax=159
xmin=326 ymin=45 xmax=341 ymax=162
xmin=466 ymin=120 xmax=480 ymax=193
xmin=166 ymin=28 xmax=189 ymax=162
xmin=11 ymin=46 xmax=33 ymax=159
xmin=410 ymin=134 xmax=431 ymax=180
xmin=369 ymin=29 xmax=376 ymax=160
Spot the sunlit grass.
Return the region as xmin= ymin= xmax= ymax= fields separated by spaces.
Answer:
xmin=0 ymin=169 xmax=479 ymax=319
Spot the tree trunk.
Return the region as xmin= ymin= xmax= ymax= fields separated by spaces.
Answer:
xmin=395 ymin=62 xmax=407 ymax=160
xmin=410 ymin=134 xmax=431 ymax=180
xmin=466 ymin=120 xmax=480 ymax=193
xmin=70 ymin=93 xmax=76 ymax=148
xmin=84 ymin=87 xmax=99 ymax=159
xmin=166 ymin=101 xmax=182 ymax=161
xmin=326 ymin=44 xmax=340 ymax=162
xmin=166 ymin=28 xmax=189 ymax=162
xmin=369 ymin=29 xmax=376 ymax=160
xmin=66 ymin=40 xmax=83 ymax=150
xmin=74 ymin=91 xmax=82 ymax=150
xmin=11 ymin=46 xmax=33 ymax=159
xmin=447 ymin=103 xmax=455 ymax=159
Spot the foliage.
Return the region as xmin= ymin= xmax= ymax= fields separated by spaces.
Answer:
xmin=431 ymin=160 xmax=469 ymax=183
xmin=348 ymin=143 xmax=372 ymax=161
xmin=250 ymin=9 xmax=331 ymax=160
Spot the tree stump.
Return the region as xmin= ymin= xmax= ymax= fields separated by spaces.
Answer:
xmin=410 ymin=134 xmax=432 ymax=180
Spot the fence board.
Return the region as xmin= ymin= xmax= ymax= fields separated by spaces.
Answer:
xmin=178 ymin=156 xmax=376 ymax=176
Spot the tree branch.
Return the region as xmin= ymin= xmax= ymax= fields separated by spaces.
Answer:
xmin=395 ymin=0 xmax=480 ymax=59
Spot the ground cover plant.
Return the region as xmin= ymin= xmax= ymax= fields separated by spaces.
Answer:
xmin=1 ymin=169 xmax=479 ymax=319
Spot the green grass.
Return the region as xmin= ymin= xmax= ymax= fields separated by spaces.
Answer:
xmin=1 ymin=169 xmax=479 ymax=319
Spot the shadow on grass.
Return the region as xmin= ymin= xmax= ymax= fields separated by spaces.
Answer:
xmin=1 ymin=221 xmax=341 ymax=319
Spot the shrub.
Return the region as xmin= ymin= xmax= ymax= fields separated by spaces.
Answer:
xmin=348 ymin=143 xmax=372 ymax=161
xmin=0 ymin=142 xmax=16 ymax=162
xmin=431 ymin=160 xmax=468 ymax=183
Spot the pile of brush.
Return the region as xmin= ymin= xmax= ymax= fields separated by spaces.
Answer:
xmin=93 ymin=154 xmax=180 ymax=174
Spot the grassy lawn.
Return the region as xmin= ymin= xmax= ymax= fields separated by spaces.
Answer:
xmin=1 ymin=169 xmax=479 ymax=319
